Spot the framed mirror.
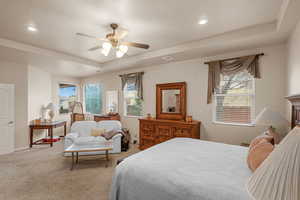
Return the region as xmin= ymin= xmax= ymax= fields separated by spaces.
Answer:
xmin=156 ymin=82 xmax=186 ymax=120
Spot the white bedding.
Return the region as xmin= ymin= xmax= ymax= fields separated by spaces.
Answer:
xmin=110 ymin=138 xmax=252 ymax=200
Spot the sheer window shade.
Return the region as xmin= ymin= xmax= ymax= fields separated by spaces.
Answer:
xmin=213 ymin=70 xmax=255 ymax=125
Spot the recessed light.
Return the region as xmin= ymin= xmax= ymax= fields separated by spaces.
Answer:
xmin=198 ymin=19 xmax=208 ymax=25
xmin=27 ymin=25 xmax=38 ymax=32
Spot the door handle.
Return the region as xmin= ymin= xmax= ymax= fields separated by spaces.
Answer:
xmin=8 ymin=121 xmax=14 ymax=125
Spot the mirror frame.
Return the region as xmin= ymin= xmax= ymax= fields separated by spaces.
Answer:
xmin=156 ymin=82 xmax=186 ymax=120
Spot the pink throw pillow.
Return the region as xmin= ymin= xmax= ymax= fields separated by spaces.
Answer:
xmin=247 ymin=139 xmax=274 ymax=172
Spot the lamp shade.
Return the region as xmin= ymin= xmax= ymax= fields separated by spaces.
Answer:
xmin=246 ymin=127 xmax=300 ymax=200
xmin=46 ymin=103 xmax=57 ymax=112
xmin=255 ymin=108 xmax=288 ymax=127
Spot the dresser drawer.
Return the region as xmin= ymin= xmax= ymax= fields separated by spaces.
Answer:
xmin=172 ymin=126 xmax=193 ymax=137
xmin=140 ymin=123 xmax=155 ymax=137
xmin=156 ymin=125 xmax=173 ymax=143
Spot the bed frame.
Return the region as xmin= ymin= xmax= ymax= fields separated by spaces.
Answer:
xmin=286 ymin=94 xmax=300 ymax=128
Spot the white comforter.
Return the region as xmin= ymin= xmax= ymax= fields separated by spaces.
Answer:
xmin=110 ymin=138 xmax=252 ymax=200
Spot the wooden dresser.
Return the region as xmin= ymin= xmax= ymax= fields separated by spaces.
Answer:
xmin=139 ymin=118 xmax=201 ymax=150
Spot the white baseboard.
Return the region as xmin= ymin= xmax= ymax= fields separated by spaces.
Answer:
xmin=14 ymin=146 xmax=29 ymax=152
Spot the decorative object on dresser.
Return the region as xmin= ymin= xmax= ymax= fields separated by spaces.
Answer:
xmin=29 ymin=120 xmax=67 ymax=147
xmin=139 ymin=82 xmax=200 ymax=150
xmin=139 ymin=118 xmax=200 ymax=150
xmin=286 ymin=94 xmax=300 ymax=128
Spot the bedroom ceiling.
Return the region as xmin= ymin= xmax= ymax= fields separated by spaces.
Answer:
xmin=0 ymin=0 xmax=298 ymax=77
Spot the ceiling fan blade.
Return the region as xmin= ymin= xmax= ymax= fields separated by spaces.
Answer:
xmin=121 ymin=41 xmax=150 ymax=49
xmin=88 ymin=45 xmax=101 ymax=51
xmin=76 ymin=33 xmax=107 ymax=41
xmin=76 ymin=33 xmax=97 ymax=39
xmin=116 ymin=28 xmax=129 ymax=39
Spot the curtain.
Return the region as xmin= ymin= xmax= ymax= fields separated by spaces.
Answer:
xmin=207 ymin=55 xmax=261 ymax=104
xmin=120 ymin=72 xmax=144 ymax=100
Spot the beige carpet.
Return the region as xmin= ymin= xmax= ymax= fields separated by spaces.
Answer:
xmin=0 ymin=141 xmax=139 ymax=200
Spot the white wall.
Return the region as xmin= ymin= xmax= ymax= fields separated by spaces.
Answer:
xmin=28 ymin=66 xmax=52 ymax=140
xmin=0 ymin=61 xmax=28 ymax=149
xmin=286 ymin=20 xmax=300 ymax=122
xmin=287 ymin=20 xmax=300 ymax=96
xmin=82 ymin=44 xmax=287 ymax=145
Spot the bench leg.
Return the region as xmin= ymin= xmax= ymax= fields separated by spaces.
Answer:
xmin=71 ymin=152 xmax=74 ymax=170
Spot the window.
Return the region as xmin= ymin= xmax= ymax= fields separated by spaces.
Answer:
xmin=213 ymin=70 xmax=255 ymax=125
xmin=59 ymin=83 xmax=77 ymax=114
xmin=106 ymin=90 xmax=118 ymax=113
xmin=84 ymin=84 xmax=103 ymax=114
xmin=124 ymin=82 xmax=143 ymax=117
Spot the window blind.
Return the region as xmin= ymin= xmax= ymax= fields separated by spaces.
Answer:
xmin=213 ymin=70 xmax=255 ymax=125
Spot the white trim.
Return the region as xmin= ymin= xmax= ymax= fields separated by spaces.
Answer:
xmin=15 ymin=146 xmax=29 ymax=152
xmin=213 ymin=121 xmax=255 ymax=127
xmin=123 ymin=115 xmax=142 ymax=119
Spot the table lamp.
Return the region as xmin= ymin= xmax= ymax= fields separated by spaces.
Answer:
xmin=46 ymin=103 xmax=57 ymax=122
xmin=246 ymin=126 xmax=300 ymax=200
xmin=255 ymin=108 xmax=288 ymax=144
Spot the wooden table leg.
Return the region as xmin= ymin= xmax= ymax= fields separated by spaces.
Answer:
xmin=76 ymin=152 xmax=79 ymax=164
xmin=64 ymin=123 xmax=67 ymax=137
xmin=106 ymin=150 xmax=109 ymax=161
xmin=71 ymin=152 xmax=74 ymax=170
xmin=50 ymin=128 xmax=53 ymax=147
xmin=30 ymin=128 xmax=33 ymax=148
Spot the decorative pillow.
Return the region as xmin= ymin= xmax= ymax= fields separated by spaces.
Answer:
xmin=249 ymin=134 xmax=274 ymax=150
xmin=90 ymin=128 xmax=106 ymax=137
xmin=247 ymin=139 xmax=274 ymax=172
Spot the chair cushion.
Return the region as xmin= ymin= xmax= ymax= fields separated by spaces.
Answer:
xmin=98 ymin=120 xmax=122 ymax=132
xmin=74 ymin=136 xmax=107 ymax=146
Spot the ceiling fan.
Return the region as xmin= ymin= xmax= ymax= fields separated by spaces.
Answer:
xmin=76 ymin=23 xmax=150 ymax=58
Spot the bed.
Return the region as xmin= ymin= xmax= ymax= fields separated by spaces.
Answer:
xmin=111 ymin=138 xmax=252 ymax=200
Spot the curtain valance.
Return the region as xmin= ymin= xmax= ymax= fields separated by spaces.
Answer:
xmin=120 ymin=72 xmax=144 ymax=100
xmin=207 ymin=54 xmax=263 ymax=104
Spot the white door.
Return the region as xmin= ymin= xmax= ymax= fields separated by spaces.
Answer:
xmin=0 ymin=84 xmax=15 ymax=155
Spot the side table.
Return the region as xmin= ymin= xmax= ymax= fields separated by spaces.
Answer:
xmin=29 ymin=121 xmax=67 ymax=148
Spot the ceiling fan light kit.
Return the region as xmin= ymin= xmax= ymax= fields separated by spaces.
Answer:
xmin=77 ymin=23 xmax=150 ymax=58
